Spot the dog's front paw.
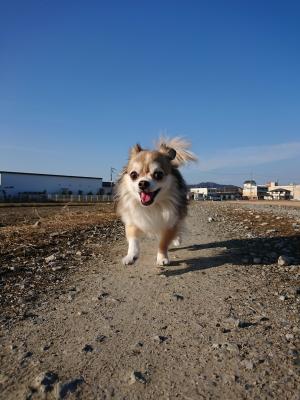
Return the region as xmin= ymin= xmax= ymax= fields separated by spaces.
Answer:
xmin=122 ymin=254 xmax=138 ymax=265
xmin=156 ymin=253 xmax=170 ymax=266
xmin=172 ymin=237 xmax=181 ymax=247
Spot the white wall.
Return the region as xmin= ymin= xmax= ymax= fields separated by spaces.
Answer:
xmin=0 ymin=172 xmax=103 ymax=196
xmin=190 ymin=188 xmax=209 ymax=195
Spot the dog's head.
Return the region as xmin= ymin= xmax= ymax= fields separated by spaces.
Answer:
xmin=124 ymin=143 xmax=177 ymax=206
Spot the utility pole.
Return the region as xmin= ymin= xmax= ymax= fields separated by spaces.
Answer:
xmin=110 ymin=167 xmax=117 ymax=195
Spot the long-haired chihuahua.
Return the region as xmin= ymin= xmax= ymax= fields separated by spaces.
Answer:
xmin=115 ymin=137 xmax=197 ymax=266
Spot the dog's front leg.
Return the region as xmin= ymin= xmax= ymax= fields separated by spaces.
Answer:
xmin=122 ymin=225 xmax=141 ymax=265
xmin=157 ymin=226 xmax=178 ymax=266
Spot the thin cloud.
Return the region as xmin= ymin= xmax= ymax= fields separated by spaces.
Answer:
xmin=198 ymin=142 xmax=300 ymax=171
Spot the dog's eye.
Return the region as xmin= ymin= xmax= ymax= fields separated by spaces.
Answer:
xmin=153 ymin=171 xmax=164 ymax=180
xmin=130 ymin=171 xmax=138 ymax=180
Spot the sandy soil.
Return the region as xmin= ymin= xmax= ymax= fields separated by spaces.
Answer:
xmin=0 ymin=202 xmax=299 ymax=399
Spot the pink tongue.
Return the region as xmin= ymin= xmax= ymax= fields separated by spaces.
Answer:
xmin=141 ymin=192 xmax=152 ymax=203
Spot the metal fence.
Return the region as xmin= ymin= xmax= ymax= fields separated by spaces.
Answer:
xmin=0 ymin=193 xmax=114 ymax=203
xmin=46 ymin=194 xmax=113 ymax=202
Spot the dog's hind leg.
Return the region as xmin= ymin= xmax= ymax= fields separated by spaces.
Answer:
xmin=172 ymin=222 xmax=185 ymax=247
xmin=157 ymin=225 xmax=178 ymax=266
xmin=122 ymin=225 xmax=141 ymax=265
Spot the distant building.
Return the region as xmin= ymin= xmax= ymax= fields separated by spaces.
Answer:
xmin=102 ymin=181 xmax=115 ymax=195
xmin=190 ymin=186 xmax=241 ymax=201
xmin=267 ymin=181 xmax=300 ymax=200
xmin=267 ymin=187 xmax=291 ymax=200
xmin=0 ymin=171 xmax=103 ymax=200
xmin=243 ymin=180 xmax=300 ymax=200
xmin=242 ymin=180 xmax=268 ymax=200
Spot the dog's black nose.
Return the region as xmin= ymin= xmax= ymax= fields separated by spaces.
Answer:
xmin=138 ymin=180 xmax=150 ymax=190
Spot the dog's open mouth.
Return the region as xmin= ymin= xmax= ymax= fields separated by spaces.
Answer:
xmin=139 ymin=189 xmax=161 ymax=206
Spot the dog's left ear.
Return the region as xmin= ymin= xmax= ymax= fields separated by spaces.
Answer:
xmin=130 ymin=143 xmax=143 ymax=158
xmin=159 ymin=143 xmax=177 ymax=160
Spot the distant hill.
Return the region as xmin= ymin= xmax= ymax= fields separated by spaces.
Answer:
xmin=187 ymin=182 xmax=241 ymax=189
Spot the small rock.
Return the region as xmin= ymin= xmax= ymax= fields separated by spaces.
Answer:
xmin=82 ymin=344 xmax=93 ymax=353
xmin=286 ymin=333 xmax=294 ymax=341
xmin=266 ymin=229 xmax=276 ymax=234
xmin=279 ymin=295 xmax=286 ymax=301
xmin=173 ymin=293 xmax=184 ymax=301
xmin=33 ymin=220 xmax=42 ymax=228
xmin=67 ymin=293 xmax=75 ymax=302
xmin=153 ymin=335 xmax=168 ymax=343
xmin=77 ymin=311 xmax=88 ymax=316
xmin=129 ymin=371 xmax=147 ymax=384
xmin=278 ymin=255 xmax=291 ymax=267
xmin=241 ymin=360 xmax=254 ymax=370
xmin=131 ymin=341 xmax=144 ymax=354
xmin=75 ymin=251 xmax=82 ymax=257
xmin=55 ymin=377 xmax=84 ymax=399
xmin=21 ymin=351 xmax=33 ymax=360
xmin=41 ymin=344 xmax=51 ymax=351
xmin=33 ymin=371 xmax=58 ymax=392
xmin=208 ymin=217 xmax=214 ymax=223
xmin=95 ymin=335 xmax=107 ymax=342
xmin=45 ymin=255 xmax=56 ymax=263
xmin=52 ymin=266 xmax=64 ymax=272
xmin=97 ymin=291 xmax=110 ymax=299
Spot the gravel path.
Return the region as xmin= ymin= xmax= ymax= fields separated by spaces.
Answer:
xmin=237 ymin=202 xmax=300 ymax=220
xmin=0 ymin=202 xmax=299 ymax=399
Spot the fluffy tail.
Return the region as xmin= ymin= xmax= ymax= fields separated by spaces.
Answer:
xmin=156 ymin=136 xmax=198 ymax=167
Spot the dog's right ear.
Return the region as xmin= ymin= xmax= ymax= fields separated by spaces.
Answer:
xmin=130 ymin=143 xmax=143 ymax=158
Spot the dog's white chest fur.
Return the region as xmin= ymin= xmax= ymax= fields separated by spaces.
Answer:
xmin=122 ymin=200 xmax=178 ymax=234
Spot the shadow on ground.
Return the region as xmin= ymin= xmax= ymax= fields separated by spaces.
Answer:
xmin=164 ymin=235 xmax=300 ymax=277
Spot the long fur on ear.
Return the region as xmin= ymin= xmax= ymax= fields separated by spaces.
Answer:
xmin=157 ymin=136 xmax=197 ymax=167
xmin=130 ymin=143 xmax=143 ymax=158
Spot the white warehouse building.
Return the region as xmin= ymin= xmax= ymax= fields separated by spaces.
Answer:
xmin=0 ymin=171 xmax=103 ymax=199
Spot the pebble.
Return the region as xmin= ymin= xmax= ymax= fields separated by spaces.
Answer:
xmin=129 ymin=371 xmax=147 ymax=384
xmin=67 ymin=293 xmax=75 ymax=301
xmin=33 ymin=220 xmax=42 ymax=228
xmin=97 ymin=291 xmax=110 ymax=300
xmin=41 ymin=344 xmax=51 ymax=351
xmin=55 ymin=377 xmax=84 ymax=399
xmin=131 ymin=341 xmax=144 ymax=354
xmin=45 ymin=255 xmax=56 ymax=263
xmin=173 ymin=293 xmax=184 ymax=301
xmin=153 ymin=335 xmax=168 ymax=343
xmin=208 ymin=217 xmax=214 ymax=223
xmin=32 ymin=371 xmax=58 ymax=392
xmin=77 ymin=311 xmax=88 ymax=316
xmin=82 ymin=344 xmax=93 ymax=353
xmin=278 ymin=255 xmax=291 ymax=267
xmin=241 ymin=359 xmax=254 ymax=370
xmin=95 ymin=335 xmax=107 ymax=342
xmin=285 ymin=333 xmax=294 ymax=341
xmin=52 ymin=266 xmax=64 ymax=271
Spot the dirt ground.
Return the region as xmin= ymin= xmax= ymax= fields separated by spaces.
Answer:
xmin=229 ymin=200 xmax=300 ymax=208
xmin=0 ymin=201 xmax=299 ymax=400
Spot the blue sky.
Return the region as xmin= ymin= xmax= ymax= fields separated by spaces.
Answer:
xmin=1 ymin=0 xmax=300 ymax=184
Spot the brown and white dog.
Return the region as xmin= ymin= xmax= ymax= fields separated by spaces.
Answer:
xmin=115 ymin=137 xmax=197 ymax=266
